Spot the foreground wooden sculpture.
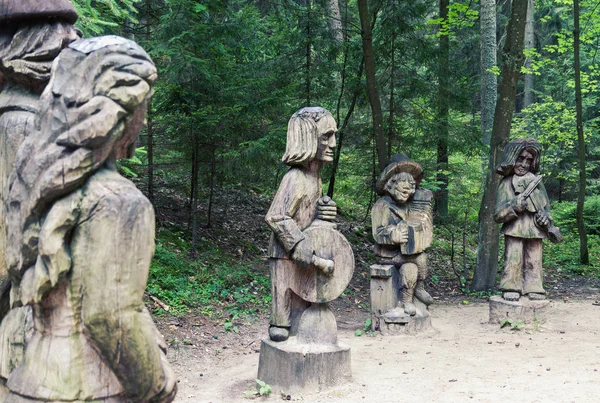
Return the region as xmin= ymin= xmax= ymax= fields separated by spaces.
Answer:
xmin=0 ymin=3 xmax=177 ymax=400
xmin=0 ymin=0 xmax=80 ymax=396
xmin=370 ymin=154 xmax=434 ymax=334
xmin=258 ymin=107 xmax=354 ymax=392
xmin=489 ymin=138 xmax=563 ymax=324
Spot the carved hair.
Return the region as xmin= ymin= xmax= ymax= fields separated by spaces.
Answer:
xmin=282 ymin=106 xmax=333 ymax=166
xmin=6 ymin=36 xmax=157 ymax=279
xmin=496 ymin=137 xmax=541 ymax=176
xmin=0 ymin=22 xmax=77 ymax=90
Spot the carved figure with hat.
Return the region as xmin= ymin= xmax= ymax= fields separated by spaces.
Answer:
xmin=371 ymin=154 xmax=434 ymax=317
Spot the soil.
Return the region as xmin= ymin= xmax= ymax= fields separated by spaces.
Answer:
xmin=159 ymin=298 xmax=600 ymax=403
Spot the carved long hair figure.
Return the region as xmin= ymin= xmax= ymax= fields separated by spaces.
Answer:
xmin=496 ymin=137 xmax=542 ymax=177
xmin=282 ymin=106 xmax=332 ymax=166
xmin=6 ymin=36 xmax=157 ymax=284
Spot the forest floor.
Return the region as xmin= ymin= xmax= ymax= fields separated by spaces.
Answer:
xmin=149 ymin=187 xmax=600 ymax=402
xmin=158 ymin=296 xmax=600 ymax=403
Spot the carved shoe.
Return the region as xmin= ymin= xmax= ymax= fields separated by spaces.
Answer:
xmin=527 ymin=293 xmax=546 ymax=301
xmin=414 ymin=286 xmax=434 ymax=306
xmin=502 ymin=291 xmax=520 ymax=301
xmin=268 ymin=326 xmax=289 ymax=342
xmin=403 ymin=301 xmax=417 ymax=316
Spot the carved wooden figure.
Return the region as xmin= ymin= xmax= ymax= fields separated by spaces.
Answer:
xmin=370 ymin=154 xmax=434 ymax=333
xmin=0 ymin=1 xmax=80 ymax=396
xmin=258 ymin=107 xmax=354 ymax=392
xmin=494 ymin=138 xmax=563 ymax=302
xmin=0 ymin=18 xmax=176 ymax=402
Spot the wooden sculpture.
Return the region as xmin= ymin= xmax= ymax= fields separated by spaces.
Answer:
xmin=0 ymin=24 xmax=176 ymax=403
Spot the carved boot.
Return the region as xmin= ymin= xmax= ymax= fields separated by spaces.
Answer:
xmin=414 ymin=281 xmax=434 ymax=306
xmin=268 ymin=325 xmax=290 ymax=342
xmin=401 ymin=288 xmax=417 ymax=316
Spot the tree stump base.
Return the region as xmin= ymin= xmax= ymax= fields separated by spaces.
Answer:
xmin=257 ymin=337 xmax=351 ymax=394
xmin=489 ymin=295 xmax=550 ymax=324
xmin=370 ymin=264 xmax=432 ymax=335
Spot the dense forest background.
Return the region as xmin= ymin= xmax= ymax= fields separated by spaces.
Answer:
xmin=70 ymin=0 xmax=599 ymax=316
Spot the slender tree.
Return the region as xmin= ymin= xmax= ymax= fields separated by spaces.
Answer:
xmin=573 ymin=0 xmax=589 ymax=264
xmin=435 ymin=0 xmax=450 ymax=221
xmin=480 ymin=0 xmax=497 ymax=149
xmin=472 ymin=0 xmax=529 ymax=291
xmin=328 ymin=0 xmax=344 ymax=44
xmin=358 ymin=0 xmax=387 ymax=171
xmin=523 ymin=0 xmax=535 ymax=108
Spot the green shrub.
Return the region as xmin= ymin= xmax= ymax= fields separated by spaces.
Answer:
xmin=552 ymin=196 xmax=600 ymax=236
xmin=146 ymin=229 xmax=270 ymax=316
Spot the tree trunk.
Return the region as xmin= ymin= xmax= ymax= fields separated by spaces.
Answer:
xmin=305 ymin=0 xmax=312 ymax=106
xmin=523 ymin=0 xmax=535 ymax=108
xmin=207 ymin=145 xmax=216 ymax=229
xmin=435 ymin=0 xmax=450 ymax=221
xmin=146 ymin=0 xmax=154 ymax=204
xmin=387 ymin=29 xmax=396 ymax=160
xmin=357 ymin=0 xmax=387 ymax=172
xmin=328 ymin=0 xmax=343 ymax=45
xmin=472 ymin=0 xmax=529 ymax=291
xmin=573 ymin=0 xmax=589 ymax=264
xmin=328 ymin=59 xmax=364 ymax=198
xmin=190 ymin=131 xmax=200 ymax=256
xmin=480 ymin=0 xmax=497 ymax=151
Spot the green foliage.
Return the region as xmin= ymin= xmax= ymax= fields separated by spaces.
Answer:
xmin=244 ymin=379 xmax=271 ymax=398
xmin=146 ymin=229 xmax=270 ymax=317
xmin=552 ymin=197 xmax=600 ymax=236
xmin=500 ymin=318 xmax=525 ymax=330
xmin=355 ymin=318 xmax=374 ymax=337
xmin=117 ymin=147 xmax=147 ymax=179
xmin=71 ymin=0 xmax=139 ymax=36
xmin=544 ymin=232 xmax=600 ymax=274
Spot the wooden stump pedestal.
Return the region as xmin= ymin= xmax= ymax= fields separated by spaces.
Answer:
xmin=370 ymin=264 xmax=432 ymax=335
xmin=488 ymin=295 xmax=550 ymax=324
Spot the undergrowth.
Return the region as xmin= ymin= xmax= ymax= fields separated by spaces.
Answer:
xmin=146 ymin=228 xmax=271 ymax=317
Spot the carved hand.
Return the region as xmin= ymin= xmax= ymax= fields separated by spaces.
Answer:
xmin=535 ymin=211 xmax=550 ymax=228
xmin=316 ymin=196 xmax=337 ymax=221
xmin=312 ymin=255 xmax=334 ymax=276
xmin=514 ymin=195 xmax=528 ymax=213
xmin=391 ymin=224 xmax=409 ymax=244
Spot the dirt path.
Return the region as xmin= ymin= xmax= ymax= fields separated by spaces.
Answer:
xmin=167 ymin=298 xmax=600 ymax=402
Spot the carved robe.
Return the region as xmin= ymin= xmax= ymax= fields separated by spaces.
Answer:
xmin=6 ymin=169 xmax=173 ymax=402
xmin=265 ymin=166 xmax=321 ymax=328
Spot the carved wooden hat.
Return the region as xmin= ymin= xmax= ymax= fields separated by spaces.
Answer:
xmin=0 ymin=0 xmax=78 ymax=24
xmin=376 ymin=154 xmax=423 ymax=195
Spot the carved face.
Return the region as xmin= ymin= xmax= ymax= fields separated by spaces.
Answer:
xmin=384 ymin=172 xmax=416 ymax=204
xmin=315 ymin=115 xmax=337 ymax=163
xmin=514 ymin=149 xmax=534 ymax=176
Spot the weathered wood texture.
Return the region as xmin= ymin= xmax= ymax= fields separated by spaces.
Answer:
xmin=264 ymin=107 xmax=353 ymax=340
xmin=0 ymin=9 xmax=81 ymax=396
xmin=371 ymin=155 xmax=434 ymax=333
xmin=0 ymin=17 xmax=78 ymax=303
xmin=259 ymin=107 xmax=353 ymax=393
xmin=489 ymin=295 xmax=549 ymax=324
xmin=0 ymin=30 xmax=176 ymax=402
xmin=494 ymin=139 xmax=563 ymax=301
xmin=0 ymin=0 xmax=77 ymax=24
xmin=257 ymin=338 xmax=351 ymax=394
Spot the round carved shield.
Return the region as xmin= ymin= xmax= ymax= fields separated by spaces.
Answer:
xmin=290 ymin=223 xmax=355 ymax=303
